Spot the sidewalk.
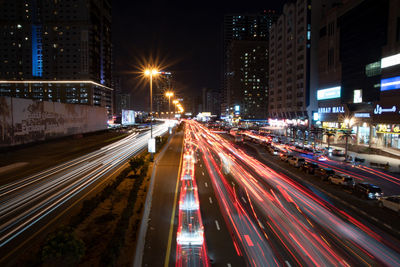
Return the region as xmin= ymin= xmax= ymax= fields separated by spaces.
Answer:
xmin=328 ymin=144 xmax=400 ymax=173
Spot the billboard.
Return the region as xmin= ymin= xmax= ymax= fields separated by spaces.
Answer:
xmin=0 ymin=96 xmax=107 ymax=147
xmin=122 ymin=109 xmax=135 ymax=125
xmin=317 ymin=86 xmax=341 ymax=100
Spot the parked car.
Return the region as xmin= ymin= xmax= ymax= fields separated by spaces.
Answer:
xmin=378 ymin=196 xmax=400 ymax=213
xmin=314 ymin=168 xmax=335 ymax=181
xmin=268 ymin=146 xmax=277 ymax=154
xmin=353 ymin=182 xmax=383 ymax=199
xmin=300 ymin=162 xmax=319 ymax=174
xmin=280 ymin=153 xmax=293 ymax=162
xmin=332 ymin=149 xmax=345 ymax=157
xmin=272 ymin=149 xmax=280 ymax=156
xmin=328 ymin=174 xmax=355 ymax=188
xmin=288 ymin=156 xmax=305 ymax=168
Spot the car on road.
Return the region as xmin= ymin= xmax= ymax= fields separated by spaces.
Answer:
xmin=353 ymin=182 xmax=383 ymax=199
xmin=328 ymin=174 xmax=355 ymax=188
xmin=288 ymin=156 xmax=305 ymax=168
xmin=332 ymin=149 xmax=345 ymax=157
xmin=314 ymin=168 xmax=335 ymax=181
xmin=378 ymin=196 xmax=400 ymax=213
xmin=300 ymin=162 xmax=319 ymax=174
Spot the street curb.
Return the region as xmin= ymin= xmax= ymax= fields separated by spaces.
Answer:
xmin=133 ymin=131 xmax=177 ymax=267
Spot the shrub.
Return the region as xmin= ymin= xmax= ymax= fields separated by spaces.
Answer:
xmin=41 ymin=226 xmax=85 ymax=267
xmin=129 ymin=156 xmax=145 ymax=175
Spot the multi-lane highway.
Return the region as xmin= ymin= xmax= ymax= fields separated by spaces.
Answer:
xmin=0 ymin=123 xmax=168 ymax=262
xmin=187 ymin=120 xmax=400 ymax=266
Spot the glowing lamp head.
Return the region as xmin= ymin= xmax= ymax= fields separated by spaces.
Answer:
xmin=144 ymin=68 xmax=159 ymax=76
xmin=165 ymin=91 xmax=174 ymax=98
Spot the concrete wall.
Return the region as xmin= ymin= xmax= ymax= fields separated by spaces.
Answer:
xmin=0 ymin=96 xmax=107 ymax=147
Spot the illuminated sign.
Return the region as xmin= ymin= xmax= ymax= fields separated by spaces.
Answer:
xmin=354 ymin=113 xmax=370 ymax=118
xmin=322 ymin=122 xmax=339 ymax=129
xmin=373 ymin=104 xmax=396 ymax=115
xmin=376 ymin=124 xmax=400 ymax=134
xmin=148 ymin=138 xmax=156 ymax=153
xmin=317 ymin=86 xmax=341 ymax=100
xmin=381 ymin=53 xmax=400 ymax=69
xmin=318 ymin=106 xmax=345 ymax=114
xmin=122 ymin=109 xmax=135 ymax=125
xmin=313 ymin=112 xmax=319 ymax=121
xmin=381 ymin=76 xmax=400 ymax=91
xmin=353 ymin=89 xmax=362 ymax=103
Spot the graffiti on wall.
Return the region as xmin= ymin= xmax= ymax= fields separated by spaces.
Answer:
xmin=0 ymin=97 xmax=107 ymax=147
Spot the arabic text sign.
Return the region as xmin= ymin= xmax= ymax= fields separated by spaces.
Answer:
xmin=373 ymin=104 xmax=397 ymax=115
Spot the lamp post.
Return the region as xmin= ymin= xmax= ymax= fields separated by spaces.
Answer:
xmin=173 ymin=99 xmax=178 ymax=116
xmin=144 ymin=68 xmax=159 ymax=161
xmin=165 ymin=91 xmax=174 ymax=120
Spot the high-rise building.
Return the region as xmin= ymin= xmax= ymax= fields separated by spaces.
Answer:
xmin=269 ymin=1 xmax=315 ymax=122
xmin=227 ymin=40 xmax=269 ymax=119
xmin=116 ymin=93 xmax=131 ymax=115
xmin=222 ymin=11 xmax=278 ymax=119
xmin=154 ymin=71 xmax=172 ymax=114
xmin=0 ymin=0 xmax=113 ymax=114
xmin=201 ymin=87 xmax=220 ymax=115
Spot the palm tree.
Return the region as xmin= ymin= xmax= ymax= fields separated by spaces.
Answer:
xmin=310 ymin=127 xmax=323 ymax=149
xmin=0 ymin=97 xmax=11 ymax=142
xmin=338 ymin=128 xmax=356 ymax=160
xmin=323 ymin=129 xmax=336 ymax=149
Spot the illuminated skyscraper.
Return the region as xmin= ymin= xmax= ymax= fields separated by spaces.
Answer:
xmin=222 ymin=10 xmax=278 ymax=119
xmin=0 ymin=0 xmax=113 ymax=114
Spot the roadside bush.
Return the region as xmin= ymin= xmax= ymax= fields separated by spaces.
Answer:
xmin=41 ymin=226 xmax=85 ymax=267
xmin=100 ymin=158 xmax=149 ymax=266
xmin=129 ymin=156 xmax=145 ymax=176
xmin=70 ymin=167 xmax=131 ymax=227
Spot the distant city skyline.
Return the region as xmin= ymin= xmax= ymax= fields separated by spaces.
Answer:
xmin=112 ymin=0 xmax=284 ymax=111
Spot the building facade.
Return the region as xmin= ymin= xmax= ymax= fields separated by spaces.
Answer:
xmin=0 ymin=0 xmax=113 ymax=114
xmin=268 ymin=0 xmax=324 ymax=123
xmin=317 ymin=0 xmax=400 ymax=150
xmin=222 ymin=11 xmax=278 ymax=119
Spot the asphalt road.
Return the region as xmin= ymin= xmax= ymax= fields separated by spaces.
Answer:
xmin=142 ymin=131 xmax=184 ymax=267
xmin=188 ymin=121 xmax=400 ymax=266
xmin=194 ymin=150 xmax=246 ymax=267
xmin=0 ymin=124 xmax=169 ymax=265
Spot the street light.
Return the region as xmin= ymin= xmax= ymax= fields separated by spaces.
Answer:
xmin=173 ymin=99 xmax=179 ymax=116
xmin=144 ymin=68 xmax=159 ymax=160
xmin=165 ymin=91 xmax=174 ymax=120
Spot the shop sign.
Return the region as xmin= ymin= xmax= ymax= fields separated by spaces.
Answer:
xmin=354 ymin=113 xmax=370 ymax=118
xmin=322 ymin=122 xmax=339 ymax=129
xmin=380 ymin=76 xmax=400 ymax=91
xmin=376 ymin=124 xmax=400 ymax=134
xmin=318 ymin=106 xmax=345 ymax=114
xmin=373 ymin=104 xmax=397 ymax=115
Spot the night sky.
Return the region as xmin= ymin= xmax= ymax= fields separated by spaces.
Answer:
xmin=112 ymin=0 xmax=284 ymax=111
